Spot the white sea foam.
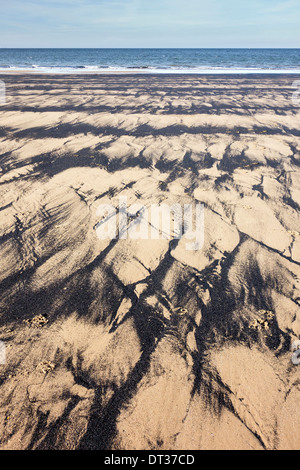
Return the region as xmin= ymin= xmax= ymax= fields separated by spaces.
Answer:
xmin=1 ymin=65 xmax=300 ymax=74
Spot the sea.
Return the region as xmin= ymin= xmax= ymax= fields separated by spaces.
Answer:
xmin=0 ymin=48 xmax=299 ymax=74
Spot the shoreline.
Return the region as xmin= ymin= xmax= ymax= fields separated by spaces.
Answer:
xmin=1 ymin=70 xmax=300 ymax=76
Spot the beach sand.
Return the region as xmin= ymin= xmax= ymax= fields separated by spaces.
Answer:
xmin=0 ymin=73 xmax=299 ymax=450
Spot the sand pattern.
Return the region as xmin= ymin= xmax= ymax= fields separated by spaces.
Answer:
xmin=0 ymin=74 xmax=299 ymax=450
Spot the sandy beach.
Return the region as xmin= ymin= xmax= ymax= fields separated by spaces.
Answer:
xmin=0 ymin=73 xmax=299 ymax=450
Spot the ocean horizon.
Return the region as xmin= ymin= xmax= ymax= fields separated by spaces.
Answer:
xmin=0 ymin=48 xmax=300 ymax=74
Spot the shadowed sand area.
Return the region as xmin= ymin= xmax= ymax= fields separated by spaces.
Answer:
xmin=0 ymin=74 xmax=300 ymax=450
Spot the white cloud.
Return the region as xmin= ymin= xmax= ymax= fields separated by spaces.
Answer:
xmin=263 ymin=0 xmax=299 ymax=13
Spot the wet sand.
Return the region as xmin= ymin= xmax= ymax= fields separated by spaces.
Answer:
xmin=0 ymin=74 xmax=300 ymax=450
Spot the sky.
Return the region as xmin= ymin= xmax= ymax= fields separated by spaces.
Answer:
xmin=0 ymin=0 xmax=299 ymax=48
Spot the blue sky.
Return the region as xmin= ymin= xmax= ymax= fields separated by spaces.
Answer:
xmin=0 ymin=0 xmax=299 ymax=48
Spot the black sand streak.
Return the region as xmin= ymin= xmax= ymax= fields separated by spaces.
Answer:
xmin=78 ymin=240 xmax=180 ymax=450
